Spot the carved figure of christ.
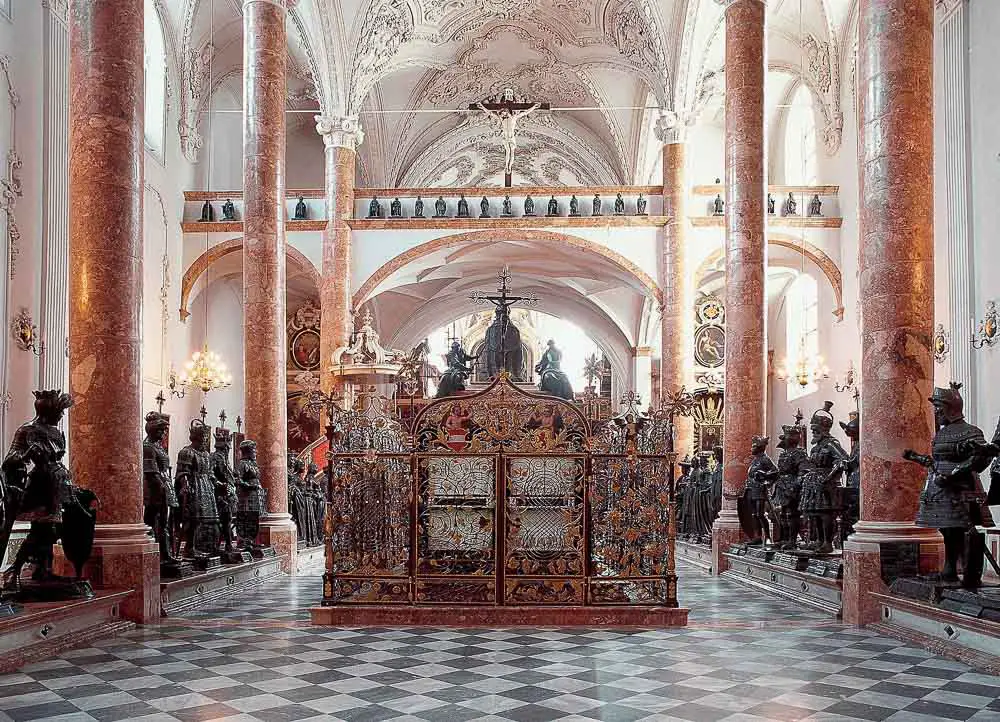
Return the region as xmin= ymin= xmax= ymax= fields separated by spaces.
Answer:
xmin=475 ymin=102 xmax=541 ymax=183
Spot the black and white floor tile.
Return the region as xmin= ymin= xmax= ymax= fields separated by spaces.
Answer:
xmin=2 ymin=565 xmax=998 ymax=722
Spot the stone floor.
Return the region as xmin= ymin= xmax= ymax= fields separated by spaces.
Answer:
xmin=1 ymin=563 xmax=999 ymax=722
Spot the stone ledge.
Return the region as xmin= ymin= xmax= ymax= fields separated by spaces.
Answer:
xmin=676 ymin=539 xmax=714 ymax=574
xmin=691 ymin=184 xmax=840 ymax=196
xmin=723 ymin=551 xmax=843 ymax=618
xmin=181 ymin=220 xmax=327 ymax=233
xmin=160 ymin=557 xmax=283 ymax=616
xmin=690 ymin=216 xmax=843 ymax=229
xmin=295 ymin=544 xmax=326 ymax=575
xmin=871 ymin=592 xmax=1000 ymax=675
xmin=347 ymin=216 xmax=670 ymax=230
xmin=311 ymin=604 xmax=689 ymax=627
xmin=0 ymin=590 xmax=134 ymax=673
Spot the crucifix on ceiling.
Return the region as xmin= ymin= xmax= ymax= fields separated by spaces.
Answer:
xmin=471 ymin=89 xmax=550 ymax=187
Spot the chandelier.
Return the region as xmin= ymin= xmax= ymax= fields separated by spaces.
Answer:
xmin=776 ymin=336 xmax=829 ymax=388
xmin=170 ymin=344 xmax=232 ymax=396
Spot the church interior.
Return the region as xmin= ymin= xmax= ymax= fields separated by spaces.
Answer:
xmin=2 ymin=0 xmax=1000 ymax=719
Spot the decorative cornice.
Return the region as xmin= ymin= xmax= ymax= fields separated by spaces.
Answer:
xmin=348 ymin=215 xmax=669 ymax=230
xmin=690 ymin=216 xmax=842 ymax=229
xmin=315 ymin=114 xmax=364 ymax=150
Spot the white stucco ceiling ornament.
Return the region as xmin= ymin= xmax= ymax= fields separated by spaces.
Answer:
xmin=349 ymin=0 xmax=415 ymax=113
xmin=800 ymin=32 xmax=843 ymax=155
xmin=178 ymin=41 xmax=214 ymax=163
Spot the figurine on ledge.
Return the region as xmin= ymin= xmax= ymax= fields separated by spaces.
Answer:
xmin=294 ymin=196 xmax=308 ymax=220
xmin=614 ymin=193 xmax=625 ymax=215
xmin=593 ymin=193 xmax=602 ymax=216
xmin=480 ymin=196 xmax=490 ymax=218
xmin=712 ymin=193 xmax=724 ymax=216
xmin=767 ymin=193 xmax=775 ymax=215
xmin=636 ymin=193 xmax=647 ymax=215
xmin=199 ymin=199 xmax=214 ymax=222
xmin=1 ymin=391 xmax=97 ymax=601
xmin=547 ymin=196 xmax=559 ymax=216
xmin=569 ymin=195 xmax=580 ymax=217
xmin=502 ymin=195 xmax=513 ymax=216
xmin=783 ymin=192 xmax=797 ymax=216
xmin=808 ymin=194 xmax=823 ymax=217
xmin=435 ymin=340 xmax=478 ymax=399
xmin=904 ymin=382 xmax=997 ymax=588
xmin=390 ymin=198 xmax=402 ymax=218
xmin=524 ymin=195 xmax=535 ymax=216
xmin=368 ymin=197 xmax=382 ymax=218
xmin=458 ymin=195 xmax=471 ymax=218
xmin=222 ymin=199 xmax=237 ymax=221
xmin=414 ymin=196 xmax=425 ymax=217
xmin=434 ymin=196 xmax=447 ymax=217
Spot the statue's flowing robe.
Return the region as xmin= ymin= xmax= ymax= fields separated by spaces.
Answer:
xmin=484 ymin=312 xmax=525 ymax=381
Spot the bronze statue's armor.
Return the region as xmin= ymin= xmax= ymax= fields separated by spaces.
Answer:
xmin=143 ymin=411 xmax=178 ymax=563
xmin=742 ymin=436 xmax=777 ymax=543
xmin=236 ymin=441 xmax=266 ymax=548
xmin=840 ymin=413 xmax=860 ymax=539
xmin=770 ymin=425 xmax=808 ymax=549
xmin=175 ymin=420 xmax=220 ymax=557
xmin=800 ymin=402 xmax=847 ymax=553
xmin=210 ymin=429 xmax=238 ymax=554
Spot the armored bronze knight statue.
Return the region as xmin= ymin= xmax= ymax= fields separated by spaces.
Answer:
xmin=535 ymin=340 xmax=574 ymax=400
xmin=740 ymin=435 xmax=777 ymax=544
xmin=905 ymin=383 xmax=997 ymax=588
xmin=175 ymin=419 xmax=220 ymax=559
xmin=769 ymin=423 xmax=808 ymax=549
xmin=840 ymin=411 xmax=860 ymax=539
xmin=288 ymin=456 xmax=306 ymax=543
xmin=236 ymin=440 xmax=266 ymax=550
xmin=800 ymin=401 xmax=848 ymax=554
xmin=143 ymin=410 xmax=179 ymax=569
xmin=436 ymin=340 xmax=478 ymax=398
xmin=675 ymin=457 xmax=692 ymax=536
xmin=211 ymin=428 xmax=239 ymax=560
xmin=1 ymin=391 xmax=97 ymax=598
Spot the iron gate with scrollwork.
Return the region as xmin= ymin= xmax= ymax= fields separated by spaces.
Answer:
xmin=320 ymin=377 xmax=679 ymax=610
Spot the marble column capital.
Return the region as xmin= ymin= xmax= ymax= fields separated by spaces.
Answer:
xmin=315 ymin=114 xmax=365 ymax=150
xmin=935 ymin=0 xmax=964 ymax=18
xmin=653 ymin=110 xmax=693 ymax=145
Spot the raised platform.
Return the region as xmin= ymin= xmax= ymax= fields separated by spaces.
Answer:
xmin=676 ymin=539 xmax=713 ymax=574
xmin=0 ymin=590 xmax=134 ymax=673
xmin=871 ymin=591 xmax=1000 ymax=675
xmin=310 ymin=604 xmax=689 ymax=627
xmin=160 ymin=557 xmax=282 ymax=616
xmin=723 ymin=547 xmax=843 ymax=617
xmin=295 ymin=544 xmax=326 ymax=574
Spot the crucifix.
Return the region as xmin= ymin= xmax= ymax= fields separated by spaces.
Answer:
xmin=471 ymin=89 xmax=549 ymax=187
xmin=470 ymin=266 xmax=539 ymax=380
xmin=155 ymin=390 xmax=166 ymax=414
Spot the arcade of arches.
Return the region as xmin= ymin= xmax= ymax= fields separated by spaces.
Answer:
xmin=2 ymin=0 xmax=1000 ymax=716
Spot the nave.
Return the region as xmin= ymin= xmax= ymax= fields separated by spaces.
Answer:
xmin=2 ymin=563 xmax=999 ymax=722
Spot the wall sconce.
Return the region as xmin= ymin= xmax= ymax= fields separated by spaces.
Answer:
xmin=972 ymin=302 xmax=998 ymax=349
xmin=834 ymin=361 xmax=856 ymax=393
xmin=933 ymin=323 xmax=951 ymax=363
xmin=10 ymin=308 xmax=43 ymax=357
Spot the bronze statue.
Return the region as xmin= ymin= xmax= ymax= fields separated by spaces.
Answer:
xmin=569 ymin=195 xmax=579 ymax=216
xmin=547 ymin=196 xmax=559 ymax=216
xmin=1 ymin=391 xmax=97 ymax=597
xmin=990 ymin=417 xmax=1000 ymax=508
xmin=483 ymin=306 xmax=526 ymax=381
xmin=593 ymin=194 xmax=602 ymax=216
xmin=143 ymin=410 xmax=179 ymax=568
xmin=175 ymin=419 xmax=220 ymax=558
xmin=199 ymin=200 xmax=214 ymax=222
xmin=676 ymin=457 xmax=692 ymax=536
xmin=480 ymin=196 xmax=490 ymax=218
xmin=294 ymin=196 xmax=308 ymax=220
xmin=712 ymin=193 xmax=724 ymax=216
xmin=784 ymin=192 xmax=797 ymax=216
xmin=434 ymin=196 xmax=447 ymax=217
xmin=236 ymin=440 xmax=266 ymax=550
xmin=222 ymin=199 xmax=236 ymax=221
xmin=435 ymin=340 xmax=478 ymax=398
xmin=740 ymin=435 xmax=777 ymax=544
xmin=524 ymin=195 xmax=535 ymax=216
xmin=368 ymin=197 xmax=382 ymax=218
xmin=800 ymin=401 xmax=847 ymax=554
xmin=905 ymin=382 xmax=996 ymax=587
xmin=636 ymin=193 xmax=647 ymax=215
xmin=211 ymin=428 xmax=239 ymax=560
xmin=808 ymin=194 xmax=822 ymax=217
xmin=840 ymin=411 xmax=860 ymax=539
xmin=307 ymin=462 xmax=325 ymax=546
xmin=414 ymin=196 xmax=424 ymax=217
xmin=535 ymin=340 xmax=574 ymax=400
xmin=767 ymin=193 xmax=775 ymax=215
xmin=502 ymin=195 xmax=513 ymax=216
xmin=711 ymin=446 xmax=724 ymax=521
xmin=770 ymin=423 xmax=808 ymax=549
xmin=614 ymin=193 xmax=625 ymax=215
xmin=288 ymin=456 xmax=305 ymax=543
xmin=458 ymin=195 xmax=470 ymax=218
xmin=390 ymin=198 xmax=402 ymax=218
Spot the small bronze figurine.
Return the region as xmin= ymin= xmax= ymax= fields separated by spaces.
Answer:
xmin=236 ymin=440 xmax=266 ymax=550
xmin=294 ymin=196 xmax=308 ymax=220
xmin=712 ymin=193 xmax=724 ymax=216
xmin=569 ymin=195 xmax=579 ymax=216
xmin=199 ymin=200 xmax=214 ymax=222
xmin=613 ymin=193 xmax=625 ymax=215
xmin=767 ymin=193 xmax=775 ymax=215
xmin=390 ymin=198 xmax=402 ymax=218
xmin=808 ymin=194 xmax=822 ymax=217
xmin=480 ymin=196 xmax=490 ymax=218
xmin=784 ymin=192 xmax=797 ymax=216
xmin=434 ymin=196 xmax=447 ymax=217
xmin=222 ymin=199 xmax=237 ymax=221
xmin=502 ymin=195 xmax=513 ymax=216
xmin=524 ymin=195 xmax=535 ymax=216
xmin=414 ymin=196 xmax=425 ymax=218
xmin=905 ymin=383 xmax=997 ymax=587
xmin=368 ymin=197 xmax=382 ymax=218
xmin=457 ymin=194 xmax=470 ymax=218
xmin=546 ymin=196 xmax=559 ymax=216
xmin=593 ymin=193 xmax=602 ymax=216
xmin=636 ymin=193 xmax=647 ymax=215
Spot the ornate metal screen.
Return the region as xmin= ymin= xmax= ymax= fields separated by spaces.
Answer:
xmin=321 ymin=378 xmax=679 ymax=609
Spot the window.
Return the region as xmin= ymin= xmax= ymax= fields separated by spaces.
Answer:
xmin=785 ymin=273 xmax=819 ymax=400
xmin=784 ymin=84 xmax=818 ymax=185
xmin=144 ymin=0 xmax=166 ymax=158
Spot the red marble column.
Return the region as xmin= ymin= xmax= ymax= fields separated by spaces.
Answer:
xmin=843 ymin=0 xmax=940 ymax=626
xmin=657 ymin=122 xmax=694 ymax=456
xmin=315 ymin=116 xmax=362 ymax=397
xmin=713 ymin=0 xmax=767 ymax=575
xmin=243 ymin=0 xmax=295 ymax=572
xmin=68 ymin=0 xmax=159 ymax=623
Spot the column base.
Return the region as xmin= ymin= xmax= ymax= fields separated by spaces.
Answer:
xmin=259 ymin=515 xmax=297 ymax=574
xmin=56 ymin=524 xmax=161 ymax=624
xmin=711 ymin=513 xmax=744 ymax=576
xmin=842 ymin=522 xmax=943 ymax=626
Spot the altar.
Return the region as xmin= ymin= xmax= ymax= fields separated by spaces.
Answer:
xmin=310 ymin=377 xmax=689 ymax=626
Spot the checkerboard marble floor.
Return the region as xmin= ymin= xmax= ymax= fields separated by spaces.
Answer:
xmin=2 ymin=564 xmax=999 ymax=722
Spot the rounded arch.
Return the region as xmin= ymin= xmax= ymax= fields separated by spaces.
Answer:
xmin=353 ymin=229 xmax=663 ymax=311
xmin=179 ymin=237 xmax=320 ymax=320
xmin=694 ymin=235 xmax=844 ymax=320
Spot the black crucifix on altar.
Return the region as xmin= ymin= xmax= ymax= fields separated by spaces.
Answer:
xmin=470 ymin=266 xmax=539 ymax=381
xmin=471 ymin=89 xmax=550 ymax=187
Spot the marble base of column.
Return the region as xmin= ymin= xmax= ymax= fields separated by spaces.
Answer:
xmin=842 ymin=522 xmax=942 ymax=625
xmin=259 ymin=513 xmax=297 ymax=574
xmin=711 ymin=511 xmax=743 ymax=575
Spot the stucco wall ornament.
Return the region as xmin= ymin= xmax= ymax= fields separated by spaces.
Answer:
xmin=349 ymin=0 xmax=414 ymax=113
xmin=10 ymin=308 xmax=42 ymax=356
xmin=933 ymin=323 xmax=951 ymax=364
xmin=178 ymin=42 xmax=214 ymax=163
xmin=800 ymin=33 xmax=843 ymax=155
xmin=1 ymin=55 xmax=21 ymax=280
